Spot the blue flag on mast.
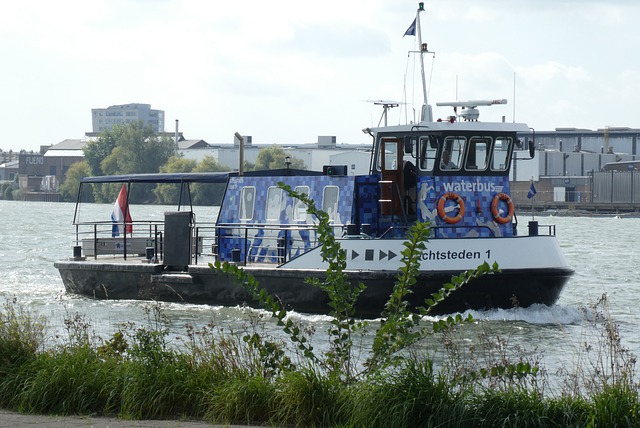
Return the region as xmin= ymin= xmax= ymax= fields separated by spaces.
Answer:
xmin=403 ymin=18 xmax=416 ymax=37
xmin=527 ymin=182 xmax=537 ymax=199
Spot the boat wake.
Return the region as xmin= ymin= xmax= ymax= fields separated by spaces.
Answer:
xmin=283 ymin=304 xmax=585 ymax=327
xmin=462 ymin=304 xmax=584 ymax=326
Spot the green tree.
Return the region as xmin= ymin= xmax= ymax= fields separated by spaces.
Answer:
xmin=153 ymin=155 xmax=229 ymax=206
xmin=153 ymin=156 xmax=197 ymax=204
xmin=1 ymin=183 xmax=13 ymax=200
xmin=59 ymin=161 xmax=92 ymax=202
xmin=252 ymin=145 xmax=305 ymax=171
xmin=83 ymin=132 xmax=117 ymax=177
xmin=242 ymin=159 xmax=255 ymax=172
xmin=83 ymin=122 xmax=177 ymax=203
xmin=193 ymin=155 xmax=228 ymax=173
xmin=100 ymin=122 xmax=175 ymax=175
xmin=191 ymin=156 xmax=230 ymax=206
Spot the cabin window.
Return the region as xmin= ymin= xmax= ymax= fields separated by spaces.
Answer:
xmin=322 ymin=185 xmax=340 ymax=224
xmin=266 ymin=186 xmax=284 ymax=221
xmin=385 ymin=141 xmax=400 ymax=170
xmin=376 ymin=138 xmax=404 ymax=172
xmin=492 ymin=137 xmax=513 ymax=171
xmin=418 ymin=135 xmax=438 ymax=171
xmin=239 ymin=186 xmax=256 ymax=221
xmin=441 ymin=136 xmax=465 ymax=171
xmin=466 ymin=137 xmax=490 ymax=171
xmin=293 ymin=185 xmax=310 ymax=222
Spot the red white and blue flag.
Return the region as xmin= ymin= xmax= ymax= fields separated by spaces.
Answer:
xmin=111 ymin=184 xmax=133 ymax=237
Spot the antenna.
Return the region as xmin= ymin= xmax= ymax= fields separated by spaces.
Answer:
xmin=366 ymin=100 xmax=402 ymax=126
xmin=414 ymin=2 xmax=432 ymax=122
xmin=436 ymin=99 xmax=507 ymax=121
xmin=455 ymin=74 xmax=458 ymax=101
xmin=513 ymin=72 xmax=516 ymax=123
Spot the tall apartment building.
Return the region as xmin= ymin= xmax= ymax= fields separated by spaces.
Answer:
xmin=91 ymin=103 xmax=165 ymax=133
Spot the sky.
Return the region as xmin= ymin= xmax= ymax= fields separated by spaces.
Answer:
xmin=2 ymin=0 xmax=640 ymax=152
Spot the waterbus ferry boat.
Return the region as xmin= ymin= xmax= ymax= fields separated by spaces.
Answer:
xmin=55 ymin=4 xmax=573 ymax=317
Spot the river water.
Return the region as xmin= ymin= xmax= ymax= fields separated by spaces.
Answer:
xmin=0 ymin=199 xmax=638 ymax=383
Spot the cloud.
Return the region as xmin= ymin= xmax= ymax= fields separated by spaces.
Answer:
xmin=3 ymin=0 xmax=640 ymax=151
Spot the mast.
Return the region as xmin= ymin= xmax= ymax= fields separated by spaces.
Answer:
xmin=415 ymin=2 xmax=432 ymax=122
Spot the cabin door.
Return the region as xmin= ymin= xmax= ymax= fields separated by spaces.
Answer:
xmin=380 ymin=138 xmax=403 ymax=216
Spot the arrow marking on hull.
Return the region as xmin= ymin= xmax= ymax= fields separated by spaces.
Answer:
xmin=351 ymin=248 xmax=398 ymax=262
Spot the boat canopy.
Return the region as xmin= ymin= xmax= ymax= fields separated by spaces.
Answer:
xmin=80 ymin=172 xmax=231 ymax=184
xmin=79 ymin=169 xmax=323 ymax=185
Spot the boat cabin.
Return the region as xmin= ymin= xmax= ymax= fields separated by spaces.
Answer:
xmin=216 ymin=118 xmax=533 ymax=265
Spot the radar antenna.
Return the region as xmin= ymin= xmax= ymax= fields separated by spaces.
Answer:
xmin=436 ymin=99 xmax=507 ymax=121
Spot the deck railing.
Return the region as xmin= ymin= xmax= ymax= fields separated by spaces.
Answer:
xmin=73 ymin=220 xmax=164 ymax=260
xmin=72 ymin=216 xmax=555 ymax=265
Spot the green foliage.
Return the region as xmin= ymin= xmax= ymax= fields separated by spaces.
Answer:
xmin=61 ymin=311 xmax=95 ymax=350
xmin=153 ymin=155 xmax=230 ymax=205
xmin=349 ymin=360 xmax=468 ymax=428
xmin=11 ymin=347 xmax=120 ymax=415
xmin=273 ymin=368 xmax=346 ymax=427
xmin=153 ymin=155 xmax=198 ymax=204
xmin=588 ymin=386 xmax=640 ymax=427
xmin=250 ymin=145 xmax=306 ymax=171
xmin=97 ymin=331 xmax=128 ymax=360
xmin=580 ymin=294 xmax=638 ymax=395
xmin=119 ymin=352 xmax=210 ymax=420
xmin=191 ymin=155 xmax=230 ymax=205
xmin=2 ymin=182 xmax=19 ymax=200
xmin=182 ymin=314 xmax=294 ymax=380
xmin=0 ymin=297 xmax=46 ymax=370
xmin=1 ymin=182 xmax=15 ymax=200
xmin=367 ymin=222 xmax=497 ymax=373
xmin=368 ymin=221 xmax=430 ymax=370
xmin=0 ymin=295 xmax=637 ymax=425
xmin=84 ymin=131 xmax=117 ymax=176
xmin=213 ymin=181 xmax=369 ymax=381
xmin=99 ymin=122 xmax=175 ymax=175
xmin=212 ymin=261 xmax=319 ymax=368
xmin=212 ymin=183 xmax=501 ymax=383
xmin=160 ymin=155 xmax=197 ymax=173
xmin=206 ymin=375 xmax=275 ymax=425
xmin=282 ymin=183 xmax=366 ymax=380
xmin=82 ymin=122 xmax=176 ymax=202
xmin=59 ymin=160 xmax=91 ymax=202
xmin=471 ymin=388 xmax=553 ymax=427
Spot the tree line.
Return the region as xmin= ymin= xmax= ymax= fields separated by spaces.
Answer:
xmin=59 ymin=122 xmax=305 ymax=205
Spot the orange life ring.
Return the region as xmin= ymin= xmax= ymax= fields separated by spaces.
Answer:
xmin=437 ymin=192 xmax=465 ymax=224
xmin=491 ymin=193 xmax=515 ymax=224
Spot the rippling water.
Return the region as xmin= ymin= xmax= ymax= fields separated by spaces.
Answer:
xmin=1 ymin=200 xmax=638 ymax=377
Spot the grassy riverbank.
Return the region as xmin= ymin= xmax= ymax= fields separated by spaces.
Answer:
xmin=0 ymin=295 xmax=637 ymax=427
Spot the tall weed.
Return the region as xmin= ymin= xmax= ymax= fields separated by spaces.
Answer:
xmin=0 ymin=297 xmax=46 ymax=369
